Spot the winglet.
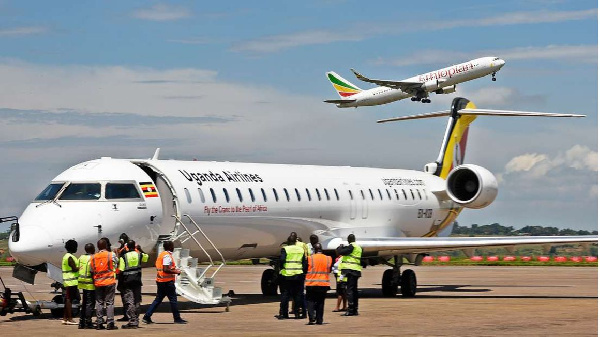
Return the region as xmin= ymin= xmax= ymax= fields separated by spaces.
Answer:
xmin=152 ymin=148 xmax=160 ymax=160
xmin=350 ymin=68 xmax=367 ymax=81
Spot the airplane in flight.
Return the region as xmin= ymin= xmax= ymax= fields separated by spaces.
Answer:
xmin=325 ymin=56 xmax=505 ymax=107
xmin=6 ymin=97 xmax=596 ymax=306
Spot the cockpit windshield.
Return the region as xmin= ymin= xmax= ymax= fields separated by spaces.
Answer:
xmin=59 ymin=183 xmax=101 ymax=200
xmin=34 ymin=183 xmax=65 ymax=201
xmin=493 ymin=57 xmax=499 ymax=61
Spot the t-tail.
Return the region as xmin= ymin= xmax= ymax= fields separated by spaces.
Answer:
xmin=326 ymin=71 xmax=362 ymax=99
xmin=377 ymin=97 xmax=585 ymax=179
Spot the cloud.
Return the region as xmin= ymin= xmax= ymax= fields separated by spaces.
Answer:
xmin=132 ymin=3 xmax=191 ymax=21
xmin=372 ymin=45 xmax=598 ymax=66
xmin=234 ymin=9 xmax=596 ymax=53
xmin=461 ymin=86 xmax=546 ymax=106
xmin=0 ymin=26 xmax=48 ymax=37
xmin=231 ymin=30 xmax=364 ymax=53
xmin=505 ymin=153 xmax=548 ymax=174
xmin=501 ymin=145 xmax=597 ymax=179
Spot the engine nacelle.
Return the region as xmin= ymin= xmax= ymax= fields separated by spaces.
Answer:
xmin=446 ymin=164 xmax=498 ymax=209
xmin=435 ymin=85 xmax=456 ymax=95
xmin=422 ymin=78 xmax=447 ymax=91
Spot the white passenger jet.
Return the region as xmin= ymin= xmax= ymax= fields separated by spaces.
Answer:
xmin=325 ymin=56 xmax=505 ymax=107
xmin=7 ymin=97 xmax=596 ymax=305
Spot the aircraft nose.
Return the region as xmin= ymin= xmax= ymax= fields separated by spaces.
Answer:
xmin=498 ymin=59 xmax=506 ymax=68
xmin=8 ymin=223 xmax=55 ymax=266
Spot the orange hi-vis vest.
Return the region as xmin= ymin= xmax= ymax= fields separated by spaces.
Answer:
xmin=305 ymin=253 xmax=332 ymax=287
xmin=91 ymin=250 xmax=116 ymax=287
xmin=156 ymin=251 xmax=176 ymax=283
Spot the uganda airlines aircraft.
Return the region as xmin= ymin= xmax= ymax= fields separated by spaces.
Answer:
xmin=325 ymin=56 xmax=505 ymax=107
xmin=7 ymin=98 xmax=596 ymax=303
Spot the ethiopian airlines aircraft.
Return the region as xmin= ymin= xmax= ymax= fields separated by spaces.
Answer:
xmin=7 ymin=98 xmax=595 ymax=305
xmin=325 ymin=56 xmax=505 ymax=107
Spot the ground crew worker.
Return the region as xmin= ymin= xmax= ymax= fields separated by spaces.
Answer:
xmin=308 ymin=234 xmax=319 ymax=255
xmin=91 ymin=238 xmax=118 ymax=330
xmin=115 ymin=233 xmax=130 ymax=323
xmin=295 ymin=236 xmax=308 ymax=318
xmin=305 ymin=243 xmax=332 ymax=325
xmin=118 ymin=240 xmax=148 ymax=329
xmin=332 ymin=255 xmax=347 ymax=313
xmin=62 ymin=239 xmax=79 ymax=325
xmin=275 ymin=235 xmax=307 ymax=320
xmin=142 ymin=241 xmax=187 ymax=324
xmin=336 ymin=234 xmax=362 ymax=316
xmin=77 ymin=243 xmax=95 ymax=329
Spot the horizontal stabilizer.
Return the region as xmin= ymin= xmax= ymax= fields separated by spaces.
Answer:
xmin=324 ymin=99 xmax=357 ymax=104
xmin=378 ymin=108 xmax=585 ymax=124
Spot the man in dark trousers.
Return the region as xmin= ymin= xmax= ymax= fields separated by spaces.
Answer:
xmin=336 ymin=234 xmax=362 ymax=316
xmin=61 ymin=239 xmax=79 ymax=325
xmin=275 ymin=235 xmax=307 ymax=320
xmin=305 ymin=243 xmax=332 ymax=325
xmin=118 ymin=240 xmax=148 ymax=329
xmin=91 ymin=238 xmax=118 ymax=330
xmin=77 ymin=243 xmax=95 ymax=329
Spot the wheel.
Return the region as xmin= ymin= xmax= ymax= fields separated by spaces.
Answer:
xmin=381 ymin=269 xmax=398 ymax=297
xmin=400 ymin=269 xmax=417 ymax=297
xmin=261 ymin=269 xmax=278 ymax=296
xmin=50 ymin=295 xmax=63 ymax=318
xmin=492 ymin=77 xmax=497 ymax=81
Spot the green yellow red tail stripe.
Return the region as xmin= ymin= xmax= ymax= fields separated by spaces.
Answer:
xmin=327 ymin=71 xmax=362 ymax=98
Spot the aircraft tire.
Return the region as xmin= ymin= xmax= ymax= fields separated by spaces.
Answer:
xmin=261 ymin=269 xmax=278 ymax=296
xmin=50 ymin=295 xmax=63 ymax=318
xmin=400 ymin=269 xmax=417 ymax=297
xmin=381 ymin=269 xmax=398 ymax=297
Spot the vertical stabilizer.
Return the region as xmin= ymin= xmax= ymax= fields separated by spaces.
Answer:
xmin=326 ymin=71 xmax=362 ymax=99
xmin=435 ymin=98 xmax=477 ymax=179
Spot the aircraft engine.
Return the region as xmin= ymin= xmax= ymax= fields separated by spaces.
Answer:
xmin=422 ymin=79 xmax=446 ymax=91
xmin=446 ymin=164 xmax=498 ymax=209
xmin=435 ymin=85 xmax=456 ymax=95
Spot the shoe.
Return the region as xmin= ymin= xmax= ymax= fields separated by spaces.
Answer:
xmin=117 ymin=316 xmax=129 ymax=322
xmin=96 ymin=324 xmax=105 ymax=330
xmin=121 ymin=324 xmax=138 ymax=329
xmin=274 ymin=314 xmax=289 ymax=320
xmin=63 ymin=320 xmax=78 ymax=325
xmin=78 ymin=324 xmax=85 ymax=329
xmin=174 ymin=318 xmax=188 ymax=324
xmin=332 ymin=309 xmax=344 ymax=312
xmin=342 ymin=312 xmax=357 ymax=316
xmin=85 ymin=322 xmax=95 ymax=329
xmin=307 ymin=321 xmax=315 ymax=325
xmin=316 ymin=322 xmax=323 ymax=325
xmin=142 ymin=316 xmax=154 ymax=324
xmin=106 ymin=323 xmax=119 ymax=330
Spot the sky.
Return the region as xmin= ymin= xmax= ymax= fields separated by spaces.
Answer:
xmin=0 ymin=1 xmax=597 ymax=232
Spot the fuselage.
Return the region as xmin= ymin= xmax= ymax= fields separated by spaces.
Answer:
xmin=9 ymin=157 xmax=459 ymax=268
xmin=337 ymin=56 xmax=505 ymax=108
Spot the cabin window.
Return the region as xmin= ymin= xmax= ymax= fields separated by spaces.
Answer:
xmin=386 ymin=189 xmax=392 ymax=200
xmin=394 ymin=189 xmax=399 ymax=200
xmin=198 ymin=188 xmax=206 ymax=203
xmin=236 ymin=188 xmax=243 ymax=202
xmin=402 ymin=189 xmax=408 ymax=200
xmin=334 ymin=189 xmax=340 ymax=201
xmin=305 ymin=188 xmax=312 ymax=201
xmin=106 ymin=183 xmax=141 ymax=200
xmin=261 ymin=188 xmax=267 ymax=202
xmin=295 ymin=188 xmax=301 ymax=201
xmin=368 ymin=189 xmax=374 ymax=200
xmin=59 ymin=183 xmax=101 ymax=201
xmin=284 ymin=188 xmax=290 ymax=202
xmin=348 ymin=190 xmax=354 ymax=200
xmin=315 ymin=189 xmax=322 ymax=201
xmin=184 ymin=188 xmax=192 ymax=203
xmin=223 ymin=188 xmax=230 ymax=203
xmin=360 ymin=190 xmax=365 ymax=200
xmin=417 ymin=189 xmax=422 ymax=200
xmin=423 ymin=189 xmax=428 ymax=200
xmin=272 ymin=188 xmax=279 ymax=202
xmin=410 ymin=189 xmax=415 ymax=200
xmin=378 ymin=189 xmax=383 ymax=200
xmin=35 ymin=183 xmax=65 ymax=201
xmin=210 ymin=188 xmax=217 ymax=203
xmin=248 ymin=188 xmax=255 ymax=202
xmin=324 ymin=189 xmax=330 ymax=201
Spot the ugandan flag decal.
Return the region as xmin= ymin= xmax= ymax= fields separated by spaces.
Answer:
xmin=139 ymin=182 xmax=158 ymax=198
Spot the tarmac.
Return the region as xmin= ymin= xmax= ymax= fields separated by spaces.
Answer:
xmin=0 ymin=265 xmax=597 ymax=336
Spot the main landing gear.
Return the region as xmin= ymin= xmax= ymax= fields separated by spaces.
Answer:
xmin=381 ymin=256 xmax=417 ymax=297
xmin=410 ymin=97 xmax=431 ymax=103
xmin=261 ymin=262 xmax=280 ymax=296
xmin=492 ymin=72 xmax=497 ymax=81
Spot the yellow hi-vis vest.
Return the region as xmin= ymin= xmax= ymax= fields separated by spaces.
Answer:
xmin=62 ymin=253 xmax=79 ymax=287
xmin=339 ymin=243 xmax=362 ymax=272
xmin=77 ymin=254 xmax=95 ymax=290
xmin=281 ymin=245 xmax=304 ymax=277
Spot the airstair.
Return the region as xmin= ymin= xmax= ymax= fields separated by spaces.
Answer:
xmin=163 ymin=214 xmax=230 ymax=309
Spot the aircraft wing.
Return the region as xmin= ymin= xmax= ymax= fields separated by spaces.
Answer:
xmin=322 ymin=235 xmax=598 ymax=255
xmin=351 ymin=68 xmax=422 ymax=92
xmin=324 ymin=99 xmax=357 ymax=104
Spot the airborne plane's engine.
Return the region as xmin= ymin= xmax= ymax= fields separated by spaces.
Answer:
xmin=422 ymin=79 xmax=447 ymax=91
xmin=435 ymin=85 xmax=456 ymax=95
xmin=446 ymin=164 xmax=498 ymax=209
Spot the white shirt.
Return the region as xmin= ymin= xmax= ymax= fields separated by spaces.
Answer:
xmin=162 ymin=252 xmax=173 ymax=266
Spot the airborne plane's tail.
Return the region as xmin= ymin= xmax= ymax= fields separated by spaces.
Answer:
xmin=377 ymin=97 xmax=585 ymax=179
xmin=326 ymin=71 xmax=362 ymax=99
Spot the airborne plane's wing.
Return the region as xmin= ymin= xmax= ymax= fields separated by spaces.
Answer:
xmin=322 ymin=235 xmax=598 ymax=255
xmin=351 ymin=68 xmax=421 ymax=92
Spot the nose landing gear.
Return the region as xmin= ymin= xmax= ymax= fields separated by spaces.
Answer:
xmin=492 ymin=72 xmax=497 ymax=81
